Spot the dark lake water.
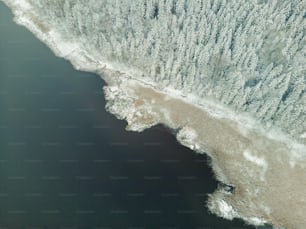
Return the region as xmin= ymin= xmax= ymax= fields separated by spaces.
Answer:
xmin=0 ymin=3 xmax=270 ymax=229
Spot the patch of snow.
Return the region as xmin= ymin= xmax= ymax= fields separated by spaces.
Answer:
xmin=176 ymin=126 xmax=200 ymax=150
xmin=247 ymin=217 xmax=266 ymax=225
xmin=243 ymin=149 xmax=268 ymax=181
xmin=243 ymin=150 xmax=268 ymax=168
xmin=217 ymin=200 xmax=238 ymax=220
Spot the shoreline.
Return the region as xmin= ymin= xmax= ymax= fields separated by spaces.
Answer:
xmin=2 ymin=0 xmax=306 ymax=228
xmin=2 ymin=0 xmax=305 ymax=156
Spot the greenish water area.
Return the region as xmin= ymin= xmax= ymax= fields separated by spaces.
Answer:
xmin=0 ymin=3 xmax=270 ymax=229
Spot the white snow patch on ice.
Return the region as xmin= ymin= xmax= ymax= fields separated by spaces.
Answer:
xmin=243 ymin=149 xmax=268 ymax=181
xmin=217 ymin=200 xmax=237 ymax=220
xmin=247 ymin=216 xmax=266 ymax=225
xmin=176 ymin=127 xmax=200 ymax=150
xmin=243 ymin=150 xmax=268 ymax=168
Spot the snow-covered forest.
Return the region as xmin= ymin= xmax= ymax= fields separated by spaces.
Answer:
xmin=28 ymin=0 xmax=305 ymax=141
